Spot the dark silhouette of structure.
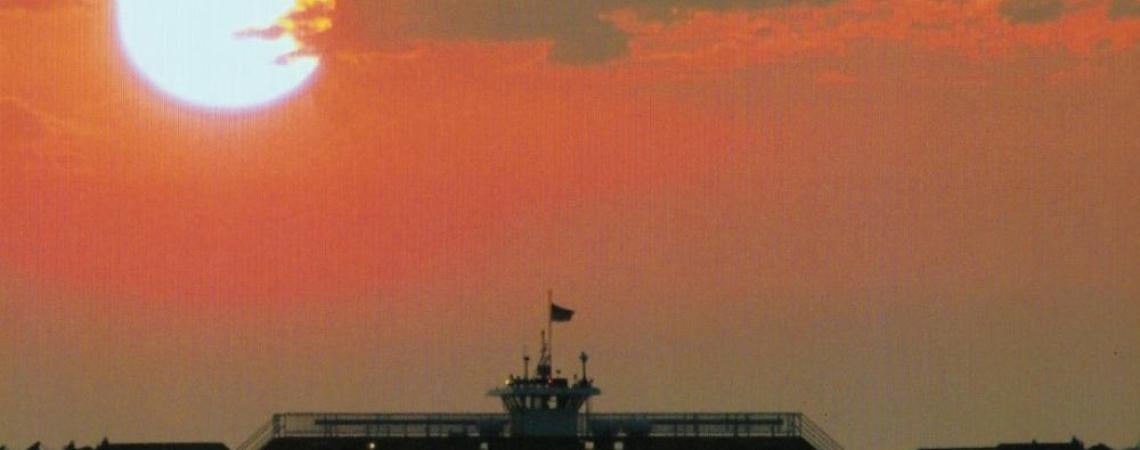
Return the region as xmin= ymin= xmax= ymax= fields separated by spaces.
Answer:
xmin=99 ymin=444 xmax=226 ymax=450
xmin=228 ymin=301 xmax=845 ymax=450
xmin=920 ymin=437 xmax=1102 ymax=450
xmin=97 ymin=443 xmax=227 ymax=450
xmin=10 ymin=442 xmax=221 ymax=450
xmin=19 ymin=300 xmax=849 ymax=450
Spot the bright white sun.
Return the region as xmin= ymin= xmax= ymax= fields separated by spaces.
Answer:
xmin=116 ymin=0 xmax=319 ymax=110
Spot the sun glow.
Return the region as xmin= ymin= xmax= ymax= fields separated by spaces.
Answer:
xmin=116 ymin=0 xmax=324 ymax=110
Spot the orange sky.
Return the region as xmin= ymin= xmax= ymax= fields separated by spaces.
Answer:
xmin=1 ymin=2 xmax=1138 ymax=450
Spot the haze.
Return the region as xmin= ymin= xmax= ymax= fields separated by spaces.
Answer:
xmin=1 ymin=3 xmax=1137 ymax=450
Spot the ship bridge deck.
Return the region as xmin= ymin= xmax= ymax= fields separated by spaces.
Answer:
xmin=237 ymin=412 xmax=842 ymax=450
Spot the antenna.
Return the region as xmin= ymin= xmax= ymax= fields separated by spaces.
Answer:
xmin=523 ymin=346 xmax=531 ymax=378
xmin=537 ymin=329 xmax=552 ymax=379
xmin=581 ymin=352 xmax=592 ymax=419
xmin=580 ymin=351 xmax=589 ymax=383
xmin=540 ymin=330 xmax=547 ymax=362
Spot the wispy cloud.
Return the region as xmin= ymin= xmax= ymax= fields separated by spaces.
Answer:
xmin=1109 ymin=0 xmax=1140 ymax=18
xmin=998 ymin=0 xmax=1068 ymax=24
xmin=319 ymin=0 xmax=842 ymax=64
xmin=313 ymin=0 xmax=1140 ymax=67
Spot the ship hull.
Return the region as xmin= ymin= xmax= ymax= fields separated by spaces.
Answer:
xmin=260 ymin=436 xmax=817 ymax=450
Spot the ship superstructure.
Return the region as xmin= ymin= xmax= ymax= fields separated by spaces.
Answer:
xmin=234 ymin=297 xmax=844 ymax=450
xmin=488 ymin=300 xmax=600 ymax=437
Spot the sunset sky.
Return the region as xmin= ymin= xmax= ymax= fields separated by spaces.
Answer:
xmin=1 ymin=2 xmax=1138 ymax=450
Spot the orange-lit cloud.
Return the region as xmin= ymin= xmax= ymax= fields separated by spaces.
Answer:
xmin=284 ymin=0 xmax=335 ymax=38
xmin=232 ymin=0 xmax=336 ymax=63
xmin=1111 ymin=0 xmax=1140 ymax=17
xmin=308 ymin=0 xmax=843 ymax=64
xmin=998 ymin=0 xmax=1068 ymax=24
xmin=623 ymin=0 xmax=1140 ymax=65
xmin=301 ymin=0 xmax=1140 ymax=72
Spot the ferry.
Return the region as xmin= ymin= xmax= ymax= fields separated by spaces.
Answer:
xmin=230 ymin=298 xmax=845 ymax=450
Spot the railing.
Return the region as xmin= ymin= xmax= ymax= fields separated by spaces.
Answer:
xmin=264 ymin=413 xmax=509 ymax=439
xmin=234 ymin=416 xmax=276 ymax=450
xmin=237 ymin=412 xmax=842 ymax=450
xmin=585 ymin=413 xmax=798 ymax=438
xmin=798 ymin=414 xmax=845 ymax=450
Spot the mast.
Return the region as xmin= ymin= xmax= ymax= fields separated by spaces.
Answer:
xmin=547 ymin=289 xmax=554 ymax=369
xmin=537 ymin=330 xmax=550 ymax=379
xmin=523 ymin=346 xmax=530 ymax=379
xmin=488 ymin=296 xmax=600 ymax=438
xmin=580 ymin=351 xmax=591 ymax=418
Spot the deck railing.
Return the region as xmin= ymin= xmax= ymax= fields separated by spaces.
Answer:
xmin=234 ymin=416 xmax=276 ymax=450
xmin=237 ymin=412 xmax=842 ymax=450
xmin=798 ymin=414 xmax=845 ymax=450
xmin=586 ymin=412 xmax=795 ymax=438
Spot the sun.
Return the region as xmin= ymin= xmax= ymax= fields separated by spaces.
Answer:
xmin=116 ymin=0 xmax=320 ymax=110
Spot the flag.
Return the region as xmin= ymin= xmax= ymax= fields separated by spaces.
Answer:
xmin=550 ymin=303 xmax=574 ymax=322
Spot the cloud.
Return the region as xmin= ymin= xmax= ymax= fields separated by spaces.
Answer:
xmin=1109 ymin=0 xmax=1140 ymax=19
xmin=307 ymin=0 xmax=1140 ymax=71
xmin=998 ymin=0 xmax=1067 ymax=24
xmin=323 ymin=0 xmax=843 ymax=64
xmin=407 ymin=1 xmax=633 ymax=64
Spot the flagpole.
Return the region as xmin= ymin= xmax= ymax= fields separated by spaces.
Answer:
xmin=547 ymin=289 xmax=553 ymax=371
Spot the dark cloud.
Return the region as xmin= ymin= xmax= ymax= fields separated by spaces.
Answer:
xmin=326 ymin=0 xmax=842 ymax=64
xmin=407 ymin=1 xmax=634 ymax=64
xmin=1109 ymin=0 xmax=1140 ymax=19
xmin=998 ymin=0 xmax=1067 ymax=24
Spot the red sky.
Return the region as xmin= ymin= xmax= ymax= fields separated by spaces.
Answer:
xmin=1 ymin=2 xmax=1138 ymax=450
